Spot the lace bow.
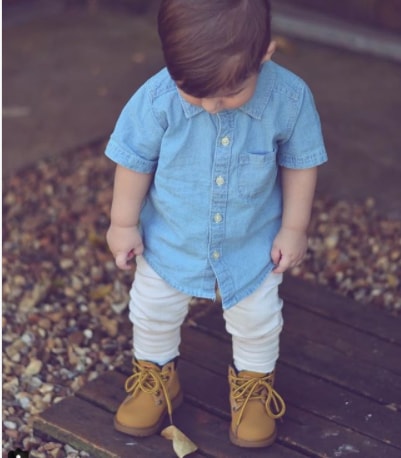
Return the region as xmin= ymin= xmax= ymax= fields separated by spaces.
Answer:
xmin=231 ymin=372 xmax=286 ymax=426
xmin=125 ymin=361 xmax=174 ymax=424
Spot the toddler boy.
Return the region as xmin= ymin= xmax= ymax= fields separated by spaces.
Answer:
xmin=106 ymin=0 xmax=327 ymax=448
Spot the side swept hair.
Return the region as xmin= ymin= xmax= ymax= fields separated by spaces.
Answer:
xmin=158 ymin=0 xmax=271 ymax=97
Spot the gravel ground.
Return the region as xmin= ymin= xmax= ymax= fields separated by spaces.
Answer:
xmin=3 ymin=141 xmax=401 ymax=457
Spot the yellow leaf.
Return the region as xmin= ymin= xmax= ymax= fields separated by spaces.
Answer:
xmin=88 ymin=230 xmax=106 ymax=246
xmin=89 ymin=284 xmax=113 ymax=300
xmin=161 ymin=425 xmax=198 ymax=458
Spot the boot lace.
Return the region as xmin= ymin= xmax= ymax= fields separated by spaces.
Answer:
xmin=231 ymin=372 xmax=286 ymax=426
xmin=125 ymin=361 xmax=174 ymax=424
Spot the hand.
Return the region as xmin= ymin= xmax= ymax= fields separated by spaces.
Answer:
xmin=271 ymin=227 xmax=308 ymax=274
xmin=106 ymin=224 xmax=144 ymax=270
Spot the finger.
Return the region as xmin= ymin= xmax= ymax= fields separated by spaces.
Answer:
xmin=133 ymin=243 xmax=144 ymax=257
xmin=115 ymin=252 xmax=132 ymax=270
xmin=273 ymin=254 xmax=291 ymax=273
xmin=126 ymin=249 xmax=135 ymax=261
xmin=271 ymin=246 xmax=282 ymax=266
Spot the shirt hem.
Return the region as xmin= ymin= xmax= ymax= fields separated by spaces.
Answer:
xmin=142 ymin=254 xmax=217 ymax=302
xmin=221 ymin=265 xmax=275 ymax=310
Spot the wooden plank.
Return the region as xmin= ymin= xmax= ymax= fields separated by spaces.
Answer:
xmin=77 ymin=370 xmax=126 ymax=413
xmin=35 ymin=276 xmax=401 ymax=457
xmin=172 ymin=403 xmax=307 ymax=458
xmin=78 ymin=371 xmax=307 ymax=458
xmin=180 ymin=325 xmax=401 ymax=451
xmin=116 ymin=358 xmax=401 ymax=458
xmin=192 ymin=305 xmax=401 ymax=409
xmin=282 ymin=332 xmax=401 ymax=408
xmin=81 ymin=364 xmax=398 ymax=458
xmin=280 ymin=275 xmax=401 ymax=345
xmin=278 ymin=364 xmax=401 ymax=449
xmin=33 ymin=396 xmax=179 ymax=458
xmin=177 ymin=359 xmax=401 ymax=458
xmin=283 ymin=302 xmax=401 ymax=376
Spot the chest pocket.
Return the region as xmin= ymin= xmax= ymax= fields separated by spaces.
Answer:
xmin=238 ymin=151 xmax=278 ymax=200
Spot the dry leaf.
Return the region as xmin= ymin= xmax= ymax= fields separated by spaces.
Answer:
xmin=89 ymin=284 xmax=113 ymax=300
xmin=24 ymin=359 xmax=43 ymax=376
xmin=99 ymin=315 xmax=118 ymax=337
xmin=386 ymin=403 xmax=399 ymax=412
xmin=161 ymin=425 xmax=198 ymax=458
xmin=88 ymin=229 xmax=106 ymax=246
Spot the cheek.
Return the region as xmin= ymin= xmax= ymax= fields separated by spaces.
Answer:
xmin=187 ymin=97 xmax=202 ymax=106
xmin=240 ymin=88 xmax=257 ymax=104
xmin=223 ymin=101 xmax=241 ymax=110
xmin=179 ymin=91 xmax=203 ymax=106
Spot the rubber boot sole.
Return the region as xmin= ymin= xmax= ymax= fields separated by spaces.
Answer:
xmin=229 ymin=426 xmax=277 ymax=448
xmin=113 ymin=390 xmax=184 ymax=437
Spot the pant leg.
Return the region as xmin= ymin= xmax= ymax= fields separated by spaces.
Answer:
xmin=129 ymin=256 xmax=192 ymax=366
xmin=223 ymin=273 xmax=284 ymax=373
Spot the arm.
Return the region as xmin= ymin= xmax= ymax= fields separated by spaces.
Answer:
xmin=271 ymin=166 xmax=317 ymax=273
xmin=106 ymin=164 xmax=153 ymax=270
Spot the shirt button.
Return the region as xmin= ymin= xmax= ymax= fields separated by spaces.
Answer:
xmin=214 ymin=213 xmax=223 ymax=223
xmin=212 ymin=251 xmax=220 ymax=260
xmin=221 ymin=136 xmax=230 ymax=146
xmin=216 ymin=176 xmax=225 ymax=186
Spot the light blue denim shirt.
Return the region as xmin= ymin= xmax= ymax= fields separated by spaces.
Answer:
xmin=105 ymin=61 xmax=327 ymax=309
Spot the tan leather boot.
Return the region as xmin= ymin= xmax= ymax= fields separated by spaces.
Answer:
xmin=228 ymin=365 xmax=286 ymax=448
xmin=114 ymin=359 xmax=183 ymax=437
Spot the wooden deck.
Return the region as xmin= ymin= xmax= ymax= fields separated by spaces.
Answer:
xmin=33 ymin=276 xmax=401 ymax=458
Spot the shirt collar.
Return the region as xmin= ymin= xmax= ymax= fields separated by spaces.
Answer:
xmin=178 ymin=94 xmax=204 ymax=118
xmin=240 ymin=61 xmax=276 ymax=119
xmin=177 ymin=61 xmax=276 ymax=120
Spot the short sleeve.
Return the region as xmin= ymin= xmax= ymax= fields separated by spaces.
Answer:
xmin=278 ymin=84 xmax=328 ymax=169
xmin=105 ymin=82 xmax=165 ymax=173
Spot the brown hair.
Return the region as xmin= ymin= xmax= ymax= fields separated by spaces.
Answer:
xmin=158 ymin=0 xmax=271 ymax=97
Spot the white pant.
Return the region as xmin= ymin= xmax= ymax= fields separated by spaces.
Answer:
xmin=129 ymin=256 xmax=283 ymax=373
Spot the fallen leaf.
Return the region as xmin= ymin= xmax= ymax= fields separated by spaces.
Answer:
xmin=386 ymin=403 xmax=399 ymax=412
xmin=88 ymin=229 xmax=106 ymax=246
xmin=89 ymin=284 xmax=113 ymax=300
xmin=24 ymin=359 xmax=43 ymax=376
xmin=161 ymin=425 xmax=198 ymax=458
xmin=99 ymin=316 xmax=118 ymax=337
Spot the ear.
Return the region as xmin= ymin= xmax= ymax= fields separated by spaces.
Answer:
xmin=261 ymin=40 xmax=277 ymax=63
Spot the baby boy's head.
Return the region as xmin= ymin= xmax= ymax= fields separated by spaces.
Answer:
xmin=158 ymin=0 xmax=272 ymax=98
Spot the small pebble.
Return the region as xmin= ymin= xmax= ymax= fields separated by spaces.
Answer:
xmin=3 ymin=420 xmax=17 ymax=430
xmin=83 ymin=329 xmax=93 ymax=340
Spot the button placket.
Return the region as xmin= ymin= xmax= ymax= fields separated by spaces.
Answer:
xmin=209 ymin=114 xmax=234 ymax=265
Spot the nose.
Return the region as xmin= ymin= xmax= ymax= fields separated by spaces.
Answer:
xmin=202 ymin=98 xmax=222 ymax=113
